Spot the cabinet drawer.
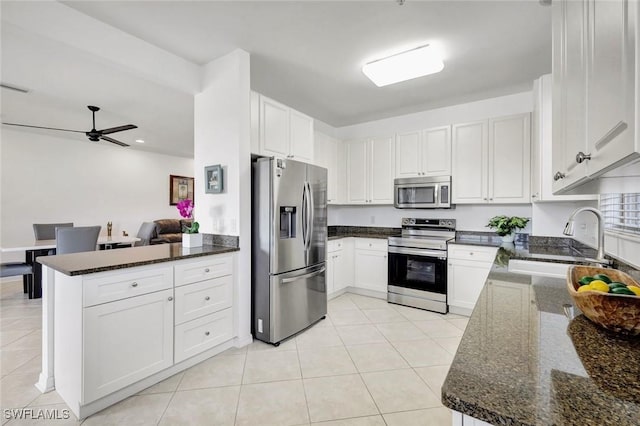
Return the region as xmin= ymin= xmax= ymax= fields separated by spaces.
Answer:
xmin=354 ymin=238 xmax=388 ymax=252
xmin=175 ymin=255 xmax=233 ymax=287
xmin=175 ymin=276 xmax=233 ymax=325
xmin=448 ymin=245 xmax=497 ymax=262
xmin=175 ymin=308 xmax=233 ymax=363
xmin=83 ymin=266 xmax=173 ymax=307
xmin=328 ymin=239 xmax=344 ymax=253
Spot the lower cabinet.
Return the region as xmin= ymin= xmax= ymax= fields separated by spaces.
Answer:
xmin=447 ymin=245 xmax=497 ymax=315
xmin=354 ymin=239 xmax=388 ymax=294
xmin=175 ymin=308 xmax=233 ymax=363
xmin=83 ymin=289 xmax=174 ymax=402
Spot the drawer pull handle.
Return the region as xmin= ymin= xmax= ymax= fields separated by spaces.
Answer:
xmin=205 ymin=296 xmax=210 ymax=301
xmin=205 ymin=331 xmax=210 ymax=336
xmin=470 ymin=252 xmax=474 ymax=255
xmin=205 ymin=268 xmax=210 ymax=273
xmin=131 ymin=282 xmax=138 ymax=287
xmin=168 ymin=296 xmax=173 ymax=301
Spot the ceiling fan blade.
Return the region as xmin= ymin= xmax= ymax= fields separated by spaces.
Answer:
xmin=2 ymin=122 xmax=86 ymax=133
xmin=100 ymin=135 xmax=130 ymax=147
xmin=99 ymin=124 xmax=137 ymax=135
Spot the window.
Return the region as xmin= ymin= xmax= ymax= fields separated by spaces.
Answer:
xmin=600 ymin=193 xmax=640 ymax=236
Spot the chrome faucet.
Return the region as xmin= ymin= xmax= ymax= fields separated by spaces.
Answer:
xmin=563 ymin=207 xmax=610 ymax=266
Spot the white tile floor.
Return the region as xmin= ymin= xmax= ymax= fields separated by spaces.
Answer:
xmin=0 ymin=280 xmax=468 ymax=425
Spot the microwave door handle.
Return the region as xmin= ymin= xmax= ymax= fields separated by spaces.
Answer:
xmin=433 ymin=183 xmax=439 ymax=205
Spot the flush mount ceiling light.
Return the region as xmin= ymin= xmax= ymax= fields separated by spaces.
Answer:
xmin=362 ymin=44 xmax=444 ymax=87
xmin=135 ymin=139 xmax=145 ymax=144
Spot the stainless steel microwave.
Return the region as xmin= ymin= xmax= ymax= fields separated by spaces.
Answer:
xmin=394 ymin=176 xmax=452 ymax=209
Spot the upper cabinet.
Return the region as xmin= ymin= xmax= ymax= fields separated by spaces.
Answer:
xmin=452 ymin=114 xmax=531 ymax=204
xmin=314 ymin=131 xmax=342 ymax=204
xmin=345 ymin=137 xmax=395 ymax=204
xmin=531 ymin=74 xmax=597 ymax=202
xmin=395 ymin=126 xmax=451 ymax=178
xmin=552 ymin=0 xmax=638 ymax=193
xmin=251 ymin=92 xmax=314 ymax=163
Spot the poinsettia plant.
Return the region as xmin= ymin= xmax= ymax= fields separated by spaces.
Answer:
xmin=176 ymin=199 xmax=199 ymax=234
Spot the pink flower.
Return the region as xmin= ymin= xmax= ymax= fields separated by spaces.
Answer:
xmin=176 ymin=199 xmax=194 ymax=219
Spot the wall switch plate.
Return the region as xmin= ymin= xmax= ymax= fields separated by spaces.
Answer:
xmin=258 ymin=319 xmax=263 ymax=333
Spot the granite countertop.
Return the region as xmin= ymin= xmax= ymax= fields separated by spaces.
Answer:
xmin=327 ymin=226 xmax=400 ymax=240
xmin=442 ymin=248 xmax=640 ymax=425
xmin=37 ymin=243 xmax=239 ymax=276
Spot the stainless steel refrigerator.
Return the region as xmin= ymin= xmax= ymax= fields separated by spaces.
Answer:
xmin=252 ymin=157 xmax=328 ymax=345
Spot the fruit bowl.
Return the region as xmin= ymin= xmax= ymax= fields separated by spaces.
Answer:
xmin=567 ymin=265 xmax=640 ymax=335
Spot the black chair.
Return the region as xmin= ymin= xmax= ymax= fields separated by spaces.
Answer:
xmin=26 ymin=222 xmax=73 ymax=294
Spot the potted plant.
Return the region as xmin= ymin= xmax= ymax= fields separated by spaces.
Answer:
xmin=486 ymin=216 xmax=529 ymax=243
xmin=177 ymin=199 xmax=201 ymax=247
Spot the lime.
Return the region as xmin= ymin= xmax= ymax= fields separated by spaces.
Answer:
xmin=608 ymin=282 xmax=627 ymax=290
xmin=611 ymin=287 xmax=635 ymax=296
xmin=592 ymin=274 xmax=612 ymax=284
xmin=579 ymin=276 xmax=596 ymax=286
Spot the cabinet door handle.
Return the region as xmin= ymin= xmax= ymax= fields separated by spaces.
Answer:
xmin=489 ymin=198 xmax=493 ymax=201
xmin=470 ymin=252 xmax=474 ymax=256
xmin=483 ymin=197 xmax=488 ymax=201
xmin=205 ymin=296 xmax=210 ymax=301
xmin=168 ymin=296 xmax=173 ymax=301
xmin=553 ymin=171 xmax=566 ymax=181
xmin=369 ymin=243 xmax=372 ymax=247
xmin=575 ymin=152 xmax=591 ymax=164
xmin=205 ymin=331 xmax=210 ymax=336
xmin=204 ymin=268 xmax=210 ymax=273
xmin=448 ymin=263 xmax=452 ymax=266
xmin=531 ymin=194 xmax=537 ymax=198
xmin=131 ymin=282 xmax=138 ymax=287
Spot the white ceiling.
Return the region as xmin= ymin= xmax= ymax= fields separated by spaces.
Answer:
xmin=1 ymin=1 xmax=551 ymax=157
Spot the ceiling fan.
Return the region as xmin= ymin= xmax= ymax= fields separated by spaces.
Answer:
xmin=2 ymin=105 xmax=137 ymax=147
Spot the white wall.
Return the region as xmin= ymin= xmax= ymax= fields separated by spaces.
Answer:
xmin=329 ymin=204 xmax=533 ymax=233
xmin=194 ymin=49 xmax=252 ymax=345
xmin=337 ymin=91 xmax=533 ymax=140
xmin=531 ymin=201 xmax=598 ymax=243
xmin=0 ymin=128 xmax=193 ymax=262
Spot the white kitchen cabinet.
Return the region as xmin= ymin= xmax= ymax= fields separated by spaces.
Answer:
xmin=531 ymin=74 xmax=596 ymax=202
xmin=452 ymin=121 xmax=488 ymax=203
xmin=83 ymin=288 xmax=174 ymax=402
xmin=345 ymin=137 xmax=395 ymax=204
xmin=551 ymin=0 xmax=638 ymax=193
xmin=354 ymin=238 xmax=388 ymax=294
xmin=452 ymin=115 xmax=530 ymax=204
xmin=395 ymin=126 xmax=451 ymax=178
xmin=447 ymin=245 xmax=497 ymax=316
xmin=327 ymin=239 xmax=348 ymax=297
xmin=314 ymin=131 xmax=341 ymax=204
xmin=253 ymin=92 xmax=314 ymax=162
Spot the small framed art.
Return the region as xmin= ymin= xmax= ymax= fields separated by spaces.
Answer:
xmin=169 ymin=175 xmax=194 ymax=205
xmin=205 ymin=165 xmax=223 ymax=194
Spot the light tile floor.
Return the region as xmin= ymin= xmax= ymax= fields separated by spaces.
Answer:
xmin=0 ymin=280 xmax=468 ymax=425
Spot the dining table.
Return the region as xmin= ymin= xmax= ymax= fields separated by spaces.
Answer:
xmin=1 ymin=235 xmax=141 ymax=299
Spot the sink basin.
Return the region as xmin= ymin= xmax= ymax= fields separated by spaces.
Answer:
xmin=508 ymin=259 xmax=572 ymax=279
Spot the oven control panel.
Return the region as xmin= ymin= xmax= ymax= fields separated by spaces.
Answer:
xmin=401 ymin=218 xmax=456 ymax=229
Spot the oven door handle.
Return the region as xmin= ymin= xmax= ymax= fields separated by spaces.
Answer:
xmin=388 ymin=246 xmax=448 ymax=259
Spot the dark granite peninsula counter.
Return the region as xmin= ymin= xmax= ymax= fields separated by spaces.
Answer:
xmin=37 ymin=242 xmax=238 ymax=276
xmin=442 ymin=257 xmax=640 ymax=425
xmin=327 ymin=225 xmax=400 ymax=240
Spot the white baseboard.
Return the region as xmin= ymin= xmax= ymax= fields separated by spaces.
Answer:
xmin=345 ymin=287 xmax=387 ymax=300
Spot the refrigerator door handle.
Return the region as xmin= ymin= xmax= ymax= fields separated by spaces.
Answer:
xmin=307 ymin=181 xmax=314 ymax=250
xmin=301 ymin=183 xmax=307 ymax=247
xmin=281 ymin=266 xmax=326 ymax=283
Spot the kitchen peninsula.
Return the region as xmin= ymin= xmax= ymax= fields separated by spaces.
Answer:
xmin=36 ymin=242 xmax=242 ymax=420
xmin=442 ymin=248 xmax=640 ymax=425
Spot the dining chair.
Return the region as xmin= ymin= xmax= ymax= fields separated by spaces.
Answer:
xmin=56 ymin=226 xmax=101 ymax=255
xmin=0 ymin=262 xmax=33 ymax=279
xmin=33 ymin=222 xmax=74 ymax=240
xmin=134 ymin=222 xmax=157 ymax=247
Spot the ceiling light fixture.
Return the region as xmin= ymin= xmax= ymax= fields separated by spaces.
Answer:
xmin=135 ymin=139 xmax=145 ymax=144
xmin=362 ymin=44 xmax=444 ymax=87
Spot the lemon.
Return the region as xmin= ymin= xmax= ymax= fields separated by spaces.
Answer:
xmin=577 ymin=284 xmax=593 ymax=293
xmin=589 ymin=280 xmax=610 ymax=293
xmin=627 ymin=286 xmax=640 ymax=296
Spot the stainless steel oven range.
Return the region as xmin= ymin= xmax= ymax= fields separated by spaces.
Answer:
xmin=387 ymin=218 xmax=455 ymax=314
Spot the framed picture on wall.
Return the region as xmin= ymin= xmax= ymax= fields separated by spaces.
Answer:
xmin=169 ymin=175 xmax=194 ymax=205
xmin=205 ymin=165 xmax=224 ymax=194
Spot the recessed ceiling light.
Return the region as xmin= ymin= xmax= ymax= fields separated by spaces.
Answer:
xmin=135 ymin=139 xmax=145 ymax=144
xmin=362 ymin=44 xmax=444 ymax=87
